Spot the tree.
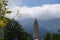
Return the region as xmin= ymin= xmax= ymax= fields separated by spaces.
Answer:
xmin=0 ymin=0 xmax=11 ymax=40
xmin=4 ymin=20 xmax=33 ymax=40
xmin=0 ymin=0 xmax=33 ymax=40
xmin=43 ymin=31 xmax=60 ymax=40
xmin=0 ymin=16 xmax=10 ymax=40
xmin=43 ymin=32 xmax=51 ymax=40
xmin=58 ymin=29 xmax=60 ymax=33
xmin=0 ymin=0 xmax=11 ymax=17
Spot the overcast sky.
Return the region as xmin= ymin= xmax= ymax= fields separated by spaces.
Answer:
xmin=5 ymin=0 xmax=60 ymax=32
xmin=6 ymin=0 xmax=60 ymax=20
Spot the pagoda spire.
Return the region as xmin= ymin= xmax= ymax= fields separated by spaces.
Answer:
xmin=34 ymin=19 xmax=39 ymax=40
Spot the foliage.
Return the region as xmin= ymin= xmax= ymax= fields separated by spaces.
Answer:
xmin=0 ymin=0 xmax=11 ymax=17
xmin=0 ymin=16 xmax=10 ymax=40
xmin=58 ymin=30 xmax=60 ymax=33
xmin=51 ymin=33 xmax=60 ymax=40
xmin=0 ymin=0 xmax=32 ymax=40
xmin=0 ymin=16 xmax=10 ymax=27
xmin=4 ymin=20 xmax=33 ymax=40
xmin=0 ymin=0 xmax=11 ymax=40
xmin=0 ymin=17 xmax=33 ymax=40
xmin=43 ymin=32 xmax=51 ymax=40
xmin=43 ymin=32 xmax=60 ymax=40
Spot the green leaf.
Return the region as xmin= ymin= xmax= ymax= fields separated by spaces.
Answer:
xmin=0 ymin=20 xmax=6 ymax=28
xmin=6 ymin=10 xmax=11 ymax=13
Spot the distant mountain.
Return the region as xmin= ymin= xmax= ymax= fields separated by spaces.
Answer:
xmin=38 ymin=18 xmax=60 ymax=32
xmin=17 ymin=18 xmax=60 ymax=40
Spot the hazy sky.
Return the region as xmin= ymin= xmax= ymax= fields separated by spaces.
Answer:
xmin=5 ymin=0 xmax=60 ymax=32
xmin=6 ymin=0 xmax=60 ymax=20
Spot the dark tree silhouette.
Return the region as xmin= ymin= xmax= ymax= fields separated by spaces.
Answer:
xmin=43 ymin=31 xmax=60 ymax=40
xmin=4 ymin=20 xmax=33 ymax=40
